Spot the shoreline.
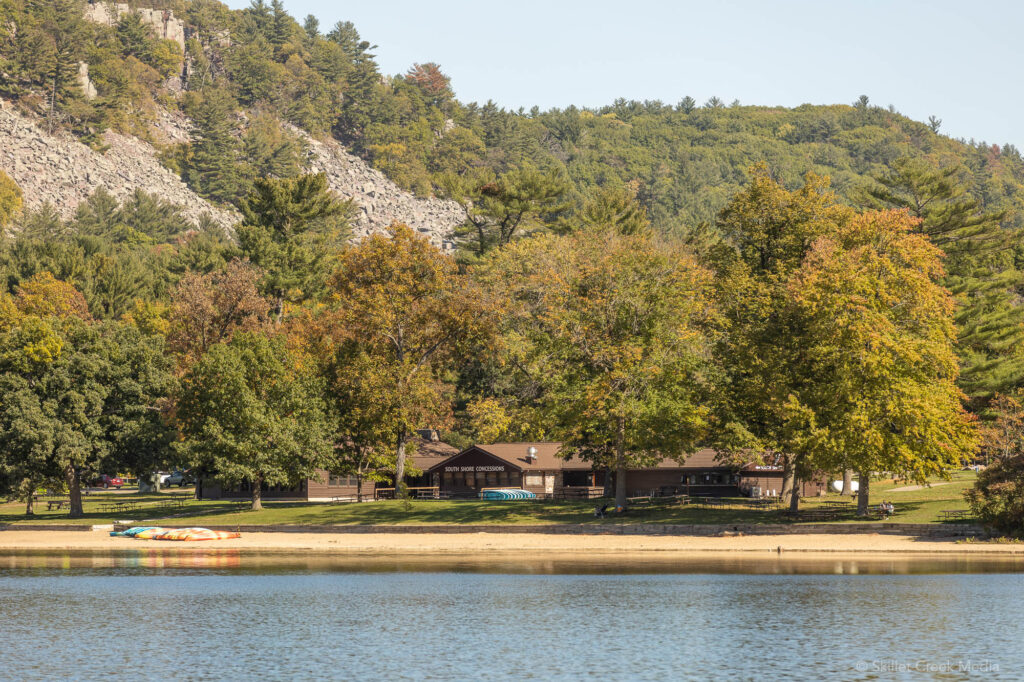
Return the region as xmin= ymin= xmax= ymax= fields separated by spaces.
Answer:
xmin=1 ymin=529 xmax=1022 ymax=556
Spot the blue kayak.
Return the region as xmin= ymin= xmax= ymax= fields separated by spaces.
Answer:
xmin=479 ymin=488 xmax=537 ymax=500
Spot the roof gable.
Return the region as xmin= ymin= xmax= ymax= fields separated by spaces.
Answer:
xmin=426 ymin=446 xmax=526 ymax=474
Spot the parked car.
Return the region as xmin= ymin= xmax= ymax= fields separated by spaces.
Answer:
xmin=164 ymin=470 xmax=194 ymax=487
xmin=85 ymin=474 xmax=123 ymax=489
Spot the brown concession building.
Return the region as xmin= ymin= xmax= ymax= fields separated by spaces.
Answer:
xmin=203 ymin=438 xmax=826 ymax=501
xmin=425 ymin=443 xmax=827 ymax=499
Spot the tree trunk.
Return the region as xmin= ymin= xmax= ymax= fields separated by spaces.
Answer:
xmin=856 ymin=470 xmax=870 ymax=516
xmin=273 ymin=292 xmax=284 ymax=326
xmin=602 ymin=467 xmax=614 ymax=498
xmin=614 ymin=417 xmax=627 ymax=510
xmin=780 ymin=455 xmax=794 ymax=500
xmin=841 ymin=469 xmax=853 ymax=496
xmin=25 ymin=493 xmax=34 ymax=516
xmin=788 ymin=454 xmax=802 ymax=512
xmin=357 ymin=475 xmax=363 ymax=502
xmin=395 ymin=429 xmax=407 ymax=498
xmin=66 ymin=465 xmax=83 ymax=517
xmin=195 ymin=476 xmax=203 ymax=500
xmin=251 ymin=474 xmax=263 ymax=511
xmin=47 ymin=70 xmax=58 ymax=134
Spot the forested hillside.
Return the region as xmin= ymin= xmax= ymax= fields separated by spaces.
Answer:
xmin=4 ymin=0 xmax=1024 ymax=519
xmin=1 ymin=0 xmax=1023 ymax=418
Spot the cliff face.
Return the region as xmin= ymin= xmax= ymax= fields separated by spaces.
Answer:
xmin=0 ymin=103 xmax=464 ymax=248
xmin=83 ymin=2 xmax=186 ymax=50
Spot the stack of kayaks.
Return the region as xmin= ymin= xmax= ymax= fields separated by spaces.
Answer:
xmin=110 ymin=526 xmax=241 ymax=541
xmin=479 ymin=488 xmax=537 ymax=500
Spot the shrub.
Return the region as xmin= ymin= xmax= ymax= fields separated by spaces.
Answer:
xmin=966 ymin=455 xmax=1024 ymax=535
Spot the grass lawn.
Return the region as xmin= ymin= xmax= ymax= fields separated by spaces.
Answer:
xmin=1 ymin=471 xmax=979 ymax=527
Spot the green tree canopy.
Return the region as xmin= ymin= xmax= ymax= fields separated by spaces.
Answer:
xmin=481 ymin=227 xmax=718 ymax=509
xmin=176 ymin=331 xmax=332 ymax=510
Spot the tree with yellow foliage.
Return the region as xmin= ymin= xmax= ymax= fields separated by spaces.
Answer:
xmin=0 ymin=171 xmax=22 ymax=228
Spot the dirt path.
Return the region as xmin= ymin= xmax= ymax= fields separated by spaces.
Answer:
xmin=888 ymin=482 xmax=953 ymax=493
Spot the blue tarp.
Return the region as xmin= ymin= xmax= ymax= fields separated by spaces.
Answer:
xmin=109 ymin=526 xmax=162 ymax=537
xmin=479 ymin=488 xmax=537 ymax=500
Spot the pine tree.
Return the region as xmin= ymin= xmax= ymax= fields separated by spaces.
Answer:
xmin=185 ymin=89 xmax=245 ymax=205
xmin=864 ymin=157 xmax=1024 ymax=405
xmin=237 ymin=173 xmax=352 ymax=322
xmin=268 ymin=0 xmax=292 ymax=53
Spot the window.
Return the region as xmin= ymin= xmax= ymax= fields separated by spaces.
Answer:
xmin=524 ymin=474 xmax=543 ymax=487
xmin=329 ymin=474 xmax=359 ymax=486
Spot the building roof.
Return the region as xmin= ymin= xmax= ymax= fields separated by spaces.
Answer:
xmin=428 ymin=443 xmax=737 ymax=473
xmin=472 ymin=442 xmax=566 ymax=471
xmin=408 ymin=438 xmax=460 ymax=471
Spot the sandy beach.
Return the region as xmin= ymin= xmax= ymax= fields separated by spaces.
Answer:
xmin=0 ymin=529 xmax=1022 ymax=555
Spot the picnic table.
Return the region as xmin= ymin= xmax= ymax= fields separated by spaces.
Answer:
xmin=821 ymin=500 xmax=851 ymax=508
xmin=98 ymin=500 xmax=141 ymax=514
xmin=46 ymin=499 xmax=70 ymax=511
xmin=940 ymin=509 xmax=972 ymax=521
xmin=331 ymin=495 xmax=359 ymax=504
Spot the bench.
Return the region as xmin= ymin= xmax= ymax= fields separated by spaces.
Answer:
xmin=784 ymin=509 xmax=840 ymax=521
xmin=331 ymin=496 xmax=358 ymax=504
xmin=940 ymin=509 xmax=972 ymax=521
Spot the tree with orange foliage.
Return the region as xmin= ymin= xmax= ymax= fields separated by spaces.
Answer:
xmin=404 ymin=62 xmax=452 ymax=103
xmin=167 ymin=259 xmax=273 ymax=367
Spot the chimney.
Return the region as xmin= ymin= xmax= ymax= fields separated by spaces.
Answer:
xmin=526 ymin=446 xmax=538 ymax=462
xmin=417 ymin=428 xmax=439 ymax=442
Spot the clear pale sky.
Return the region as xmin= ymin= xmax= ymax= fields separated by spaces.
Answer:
xmin=225 ymin=0 xmax=1021 ymax=147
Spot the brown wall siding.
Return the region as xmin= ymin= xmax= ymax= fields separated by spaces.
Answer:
xmin=307 ymin=470 xmax=376 ymax=499
xmin=740 ymin=473 xmax=829 ymax=497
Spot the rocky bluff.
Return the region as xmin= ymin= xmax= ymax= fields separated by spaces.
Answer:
xmin=0 ymin=103 xmax=463 ymax=249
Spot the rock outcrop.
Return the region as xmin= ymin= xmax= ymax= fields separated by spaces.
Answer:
xmin=0 ymin=101 xmax=237 ymax=229
xmin=83 ymin=2 xmax=186 ymax=50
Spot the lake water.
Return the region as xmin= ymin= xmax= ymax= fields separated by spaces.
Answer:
xmin=1 ymin=551 xmax=1022 ymax=681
